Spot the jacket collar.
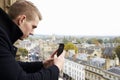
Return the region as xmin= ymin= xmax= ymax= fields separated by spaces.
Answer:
xmin=0 ymin=8 xmax=23 ymax=44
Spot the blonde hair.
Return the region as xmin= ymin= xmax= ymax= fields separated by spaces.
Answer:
xmin=8 ymin=0 xmax=42 ymax=21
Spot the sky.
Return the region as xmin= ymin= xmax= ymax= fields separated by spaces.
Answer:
xmin=29 ymin=0 xmax=120 ymax=36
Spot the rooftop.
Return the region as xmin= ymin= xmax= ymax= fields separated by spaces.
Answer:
xmin=108 ymin=67 xmax=120 ymax=75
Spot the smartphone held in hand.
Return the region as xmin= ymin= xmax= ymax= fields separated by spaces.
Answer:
xmin=57 ymin=43 xmax=64 ymax=57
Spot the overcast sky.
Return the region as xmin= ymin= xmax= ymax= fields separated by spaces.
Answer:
xmin=29 ymin=0 xmax=120 ymax=36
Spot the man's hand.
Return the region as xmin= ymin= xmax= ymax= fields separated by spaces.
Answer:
xmin=43 ymin=50 xmax=65 ymax=72
xmin=43 ymin=58 xmax=54 ymax=68
xmin=54 ymin=50 xmax=65 ymax=71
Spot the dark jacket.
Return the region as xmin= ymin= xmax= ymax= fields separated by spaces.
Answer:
xmin=0 ymin=8 xmax=59 ymax=80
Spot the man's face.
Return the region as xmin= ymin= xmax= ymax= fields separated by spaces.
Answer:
xmin=18 ymin=15 xmax=39 ymax=40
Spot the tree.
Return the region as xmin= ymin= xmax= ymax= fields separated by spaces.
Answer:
xmin=64 ymin=42 xmax=78 ymax=53
xmin=114 ymin=45 xmax=120 ymax=60
xmin=113 ymin=37 xmax=120 ymax=43
xmin=76 ymin=38 xmax=81 ymax=44
xmin=97 ymin=39 xmax=103 ymax=44
xmin=18 ymin=48 xmax=28 ymax=57
xmin=86 ymin=38 xmax=103 ymax=46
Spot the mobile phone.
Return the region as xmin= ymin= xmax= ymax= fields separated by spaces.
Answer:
xmin=57 ymin=43 xmax=64 ymax=57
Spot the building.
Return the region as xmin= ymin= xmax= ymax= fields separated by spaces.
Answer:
xmin=63 ymin=58 xmax=85 ymax=80
xmin=83 ymin=57 xmax=120 ymax=80
xmin=0 ymin=0 xmax=17 ymax=12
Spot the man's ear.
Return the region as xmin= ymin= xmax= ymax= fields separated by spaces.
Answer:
xmin=18 ymin=15 xmax=26 ymax=25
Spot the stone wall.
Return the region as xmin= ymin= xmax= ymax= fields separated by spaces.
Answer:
xmin=0 ymin=0 xmax=17 ymax=12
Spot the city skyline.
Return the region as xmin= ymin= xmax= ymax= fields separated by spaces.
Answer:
xmin=29 ymin=0 xmax=120 ymax=36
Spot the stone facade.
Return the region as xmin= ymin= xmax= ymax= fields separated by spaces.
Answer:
xmin=0 ymin=0 xmax=17 ymax=12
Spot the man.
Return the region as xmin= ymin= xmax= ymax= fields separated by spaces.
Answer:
xmin=0 ymin=0 xmax=65 ymax=80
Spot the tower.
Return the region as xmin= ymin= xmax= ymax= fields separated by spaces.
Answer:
xmin=115 ymin=55 xmax=119 ymax=66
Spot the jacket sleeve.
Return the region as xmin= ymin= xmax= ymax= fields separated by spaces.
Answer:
xmin=18 ymin=61 xmax=44 ymax=73
xmin=0 ymin=48 xmax=59 ymax=80
xmin=0 ymin=35 xmax=59 ymax=80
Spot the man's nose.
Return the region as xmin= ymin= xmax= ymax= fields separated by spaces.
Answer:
xmin=30 ymin=32 xmax=33 ymax=35
xmin=30 ymin=30 xmax=34 ymax=35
